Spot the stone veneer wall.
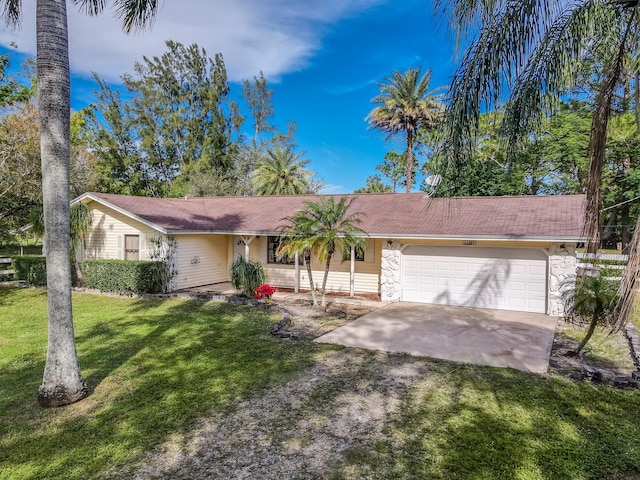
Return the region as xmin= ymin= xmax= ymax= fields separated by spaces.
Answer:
xmin=381 ymin=240 xmax=402 ymax=302
xmin=548 ymin=243 xmax=577 ymax=316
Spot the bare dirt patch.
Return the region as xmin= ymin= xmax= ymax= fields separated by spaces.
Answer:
xmin=125 ymin=349 xmax=431 ymax=480
xmin=272 ymin=299 xmax=378 ymax=339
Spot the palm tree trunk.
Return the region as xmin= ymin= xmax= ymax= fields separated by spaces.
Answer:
xmin=614 ymin=214 xmax=640 ymax=330
xmin=36 ymin=0 xmax=87 ymax=407
xmin=304 ymin=250 xmax=318 ymax=306
xmin=583 ymin=9 xmax=636 ymax=254
xmin=320 ymin=254 xmax=333 ymax=308
xmin=576 ymin=313 xmax=599 ymax=354
xmin=405 ymin=130 xmax=414 ymax=193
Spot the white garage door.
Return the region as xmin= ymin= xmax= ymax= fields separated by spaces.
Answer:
xmin=401 ymin=246 xmax=547 ymax=313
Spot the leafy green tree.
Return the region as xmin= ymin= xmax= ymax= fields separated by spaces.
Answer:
xmin=367 ymin=67 xmax=443 ymax=192
xmin=69 ymin=109 xmax=100 ymax=198
xmin=85 ymin=75 xmax=146 ymax=195
xmin=242 ymin=71 xmax=275 ymax=147
xmin=1 ymin=0 xmax=159 ymax=408
xmin=253 ymin=145 xmax=320 ymax=196
xmin=0 ymin=101 xmax=42 ymax=242
xmin=353 ymin=175 xmax=393 ymax=193
xmin=278 ymin=197 xmax=366 ymax=307
xmin=601 ymin=112 xmax=640 ymax=252
xmin=234 ymin=75 xmax=300 ymax=196
xmin=0 ymin=51 xmax=33 ymax=106
xmin=90 ymin=41 xmax=242 ymax=197
xmin=376 ymin=151 xmax=406 ymax=192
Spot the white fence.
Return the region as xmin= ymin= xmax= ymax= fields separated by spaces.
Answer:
xmin=0 ymin=257 xmax=14 ymax=276
xmin=576 ymin=252 xmax=628 ymax=281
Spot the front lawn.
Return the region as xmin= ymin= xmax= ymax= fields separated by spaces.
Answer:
xmin=1 ymin=286 xmax=640 ymax=479
xmin=0 ymin=287 xmax=317 ymax=479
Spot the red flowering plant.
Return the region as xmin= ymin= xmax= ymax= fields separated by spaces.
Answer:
xmin=255 ymin=284 xmax=276 ymax=304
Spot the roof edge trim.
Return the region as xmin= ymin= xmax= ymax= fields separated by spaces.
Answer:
xmin=75 ymin=193 xmax=168 ymax=235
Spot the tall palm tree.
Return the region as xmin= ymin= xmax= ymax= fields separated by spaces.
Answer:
xmin=436 ymin=0 xmax=640 ymax=330
xmin=1 ymin=0 xmax=158 ymax=407
xmin=367 ymin=68 xmax=444 ymax=193
xmin=278 ymin=196 xmax=367 ymax=308
xmin=253 ymin=145 xmax=317 ymax=195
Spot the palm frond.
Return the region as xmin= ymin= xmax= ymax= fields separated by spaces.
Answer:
xmin=442 ymin=0 xmax=569 ymax=176
xmin=112 ymin=0 xmax=159 ymax=33
xmin=1 ymin=0 xmax=21 ymax=27
xmin=501 ymin=0 xmax=618 ymax=152
xmin=253 ymin=145 xmax=315 ymax=195
xmin=72 ymin=0 xmax=108 ymax=16
xmin=433 ymin=0 xmax=502 ymax=43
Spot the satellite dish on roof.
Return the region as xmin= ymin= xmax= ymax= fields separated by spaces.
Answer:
xmin=425 ymin=174 xmax=442 ymax=186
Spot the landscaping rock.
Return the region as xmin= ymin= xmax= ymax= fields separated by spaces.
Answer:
xmin=271 ymin=314 xmax=298 ymax=339
xmin=583 ymin=365 xmax=605 ymax=383
xmin=613 ymin=376 xmax=631 ymax=388
xmin=568 ymin=371 xmax=583 ymax=382
xmin=271 ymin=314 xmax=291 ymax=333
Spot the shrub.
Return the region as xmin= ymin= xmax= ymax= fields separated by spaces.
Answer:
xmin=13 ymin=255 xmax=47 ymax=286
xmin=230 ymin=256 xmax=267 ymax=297
xmin=82 ymin=259 xmax=163 ymax=295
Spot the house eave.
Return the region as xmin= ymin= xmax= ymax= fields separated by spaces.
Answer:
xmin=72 ymin=193 xmax=168 ymax=235
xmin=165 ymin=229 xmax=582 ymax=243
xmin=366 ymin=233 xmax=583 ymax=243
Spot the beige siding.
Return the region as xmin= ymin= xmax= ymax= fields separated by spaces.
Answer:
xmin=175 ymin=235 xmax=229 ymax=289
xmin=265 ymin=266 xmax=297 ymax=287
xmin=251 ymin=237 xmax=381 ymax=295
xmin=84 ymin=201 xmax=157 ymax=260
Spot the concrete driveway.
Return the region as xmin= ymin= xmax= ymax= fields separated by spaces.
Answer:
xmin=314 ymin=303 xmax=558 ymax=373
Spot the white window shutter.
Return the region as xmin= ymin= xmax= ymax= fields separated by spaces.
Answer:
xmin=117 ymin=235 xmax=124 ymax=260
xmin=139 ymin=234 xmax=147 ymax=260
xmin=364 ymin=239 xmax=374 ymax=262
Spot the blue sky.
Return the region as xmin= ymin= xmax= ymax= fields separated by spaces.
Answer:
xmin=0 ymin=0 xmax=458 ymax=193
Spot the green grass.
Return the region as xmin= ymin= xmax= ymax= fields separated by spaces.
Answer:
xmin=0 ymin=287 xmax=318 ymax=479
xmin=556 ymin=324 xmax=636 ymax=370
xmin=340 ymin=365 xmax=640 ymax=480
xmin=1 ymin=287 xmax=640 ymax=480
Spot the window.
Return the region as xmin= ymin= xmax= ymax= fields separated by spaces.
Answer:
xmin=267 ymin=236 xmax=300 ymax=265
xmin=345 ymin=244 xmax=365 ymax=262
xmin=124 ymin=235 xmax=140 ymax=260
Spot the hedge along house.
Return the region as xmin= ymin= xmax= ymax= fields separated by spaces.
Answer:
xmin=74 ymin=192 xmax=584 ymax=316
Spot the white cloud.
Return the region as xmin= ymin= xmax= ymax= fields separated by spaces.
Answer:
xmin=0 ymin=0 xmax=386 ymax=83
xmin=319 ymin=184 xmax=348 ymax=194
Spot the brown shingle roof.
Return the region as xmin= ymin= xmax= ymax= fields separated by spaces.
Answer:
xmin=82 ymin=192 xmax=585 ymax=240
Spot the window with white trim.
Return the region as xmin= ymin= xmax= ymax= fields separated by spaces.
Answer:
xmin=267 ymin=236 xmax=301 ymax=265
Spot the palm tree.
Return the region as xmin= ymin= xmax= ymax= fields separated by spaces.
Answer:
xmin=367 ymin=68 xmax=444 ymax=193
xmin=278 ymin=196 xmax=367 ymax=308
xmin=436 ymin=0 xmax=640 ymax=332
xmin=1 ymin=0 xmax=159 ymax=407
xmin=563 ymin=275 xmax=619 ymax=354
xmin=253 ymin=145 xmax=318 ymax=195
